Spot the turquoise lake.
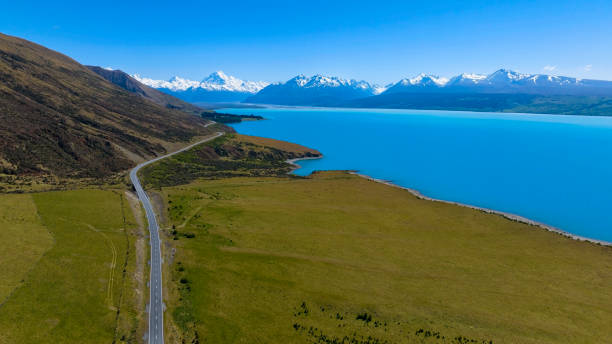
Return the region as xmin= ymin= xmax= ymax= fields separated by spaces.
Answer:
xmin=223 ymin=107 xmax=612 ymax=243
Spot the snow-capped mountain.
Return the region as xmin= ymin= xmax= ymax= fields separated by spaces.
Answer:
xmin=384 ymin=73 xmax=449 ymax=93
xmin=384 ymin=69 xmax=588 ymax=94
xmin=381 ymin=69 xmax=612 ymax=96
xmin=446 ymin=73 xmax=487 ymax=87
xmin=485 ymin=69 xmax=530 ymax=84
xmin=132 ymin=71 xmax=269 ymax=102
xmin=134 ymin=75 xmax=200 ymax=91
xmin=281 ymin=74 xmax=383 ymax=92
xmin=200 ymin=71 xmax=269 ymax=93
xmin=133 ymin=68 xmax=612 ymax=106
xmin=478 ymin=69 xmax=582 ymax=92
xmin=245 ymin=70 xmax=612 ymax=107
xmin=245 ymin=74 xmax=384 ymax=106
xmin=342 ymin=69 xmax=612 ymax=114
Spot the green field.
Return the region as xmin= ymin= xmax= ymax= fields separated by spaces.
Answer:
xmin=0 ymin=194 xmax=54 ymax=303
xmin=157 ymin=172 xmax=612 ymax=343
xmin=0 ymin=189 xmax=146 ymax=344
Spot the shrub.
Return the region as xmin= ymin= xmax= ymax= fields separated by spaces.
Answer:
xmin=356 ymin=312 xmax=372 ymax=323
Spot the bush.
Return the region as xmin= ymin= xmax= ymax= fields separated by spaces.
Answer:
xmin=356 ymin=312 xmax=372 ymax=323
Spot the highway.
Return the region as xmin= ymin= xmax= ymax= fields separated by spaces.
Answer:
xmin=129 ymin=129 xmax=223 ymax=344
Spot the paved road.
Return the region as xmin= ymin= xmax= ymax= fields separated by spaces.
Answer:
xmin=130 ymin=130 xmax=223 ymax=344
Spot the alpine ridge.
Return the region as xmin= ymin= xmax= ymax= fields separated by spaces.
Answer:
xmin=382 ymin=69 xmax=612 ymax=96
xmin=242 ymin=70 xmax=612 ymax=115
xmin=243 ymin=74 xmax=384 ymax=106
xmin=133 ymin=71 xmax=268 ymax=103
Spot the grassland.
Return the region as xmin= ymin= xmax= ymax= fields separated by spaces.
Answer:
xmin=0 ymin=194 xmax=53 ymax=303
xmin=136 ymin=134 xmax=612 ymax=343
xmin=157 ymin=173 xmax=612 ymax=343
xmin=0 ymin=189 xmax=147 ymax=344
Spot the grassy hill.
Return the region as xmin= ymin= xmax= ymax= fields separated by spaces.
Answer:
xmin=0 ymin=33 xmax=223 ymax=178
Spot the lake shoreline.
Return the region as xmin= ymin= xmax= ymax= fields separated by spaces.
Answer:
xmin=357 ymin=172 xmax=612 ymax=247
xmin=286 ymin=156 xmax=325 ymax=173
xmin=286 ymin=156 xmax=612 ymax=248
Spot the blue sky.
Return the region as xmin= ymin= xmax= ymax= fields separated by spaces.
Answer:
xmin=2 ymin=0 xmax=611 ymax=84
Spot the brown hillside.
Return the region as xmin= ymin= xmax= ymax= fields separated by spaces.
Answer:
xmin=86 ymin=66 xmax=205 ymax=115
xmin=0 ymin=33 xmax=223 ymax=177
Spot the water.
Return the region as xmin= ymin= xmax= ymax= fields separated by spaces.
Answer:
xmin=223 ymin=107 xmax=612 ymax=243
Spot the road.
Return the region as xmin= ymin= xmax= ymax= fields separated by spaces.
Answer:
xmin=130 ymin=129 xmax=223 ymax=344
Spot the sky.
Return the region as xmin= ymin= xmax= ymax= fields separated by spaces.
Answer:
xmin=1 ymin=0 xmax=611 ymax=84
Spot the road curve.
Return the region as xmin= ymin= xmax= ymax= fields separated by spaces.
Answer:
xmin=129 ymin=129 xmax=223 ymax=344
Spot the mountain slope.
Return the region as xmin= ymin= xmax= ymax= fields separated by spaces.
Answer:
xmin=133 ymin=71 xmax=268 ymax=103
xmin=0 ymin=33 xmax=221 ymax=177
xmin=87 ymin=66 xmax=204 ymax=114
xmin=244 ymin=74 xmax=382 ymax=106
xmin=384 ymin=74 xmax=449 ymax=94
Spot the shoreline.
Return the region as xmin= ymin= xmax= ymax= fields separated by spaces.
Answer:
xmin=285 ymin=156 xmax=612 ymax=248
xmin=232 ymin=103 xmax=605 ymax=119
xmin=286 ymin=156 xmax=324 ymax=173
xmin=352 ymin=172 xmax=612 ymax=248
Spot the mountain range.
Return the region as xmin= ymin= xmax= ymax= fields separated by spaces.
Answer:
xmin=133 ymin=71 xmax=268 ymax=103
xmin=136 ymin=69 xmax=612 ymax=115
xmin=246 ymin=69 xmax=612 ymax=106
xmin=243 ymin=74 xmax=385 ymax=106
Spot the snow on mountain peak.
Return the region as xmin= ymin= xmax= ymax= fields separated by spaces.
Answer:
xmin=409 ymin=73 xmax=427 ymax=84
xmin=213 ymin=70 xmax=228 ymax=78
xmin=288 ymin=74 xmax=309 ymax=86
xmin=285 ymin=74 xmax=379 ymax=92
xmin=202 ymin=70 xmax=245 ymax=86
xmin=132 ymin=69 xmax=598 ymax=99
xmin=446 ymin=73 xmax=487 ymax=86
xmin=306 ymin=75 xmax=349 ymax=87
xmin=132 ymin=71 xmax=269 ymax=93
xmin=460 ymin=73 xmax=487 ymax=81
xmin=487 ymin=69 xmax=530 ymax=82
xmin=396 ymin=73 xmax=448 ymax=87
